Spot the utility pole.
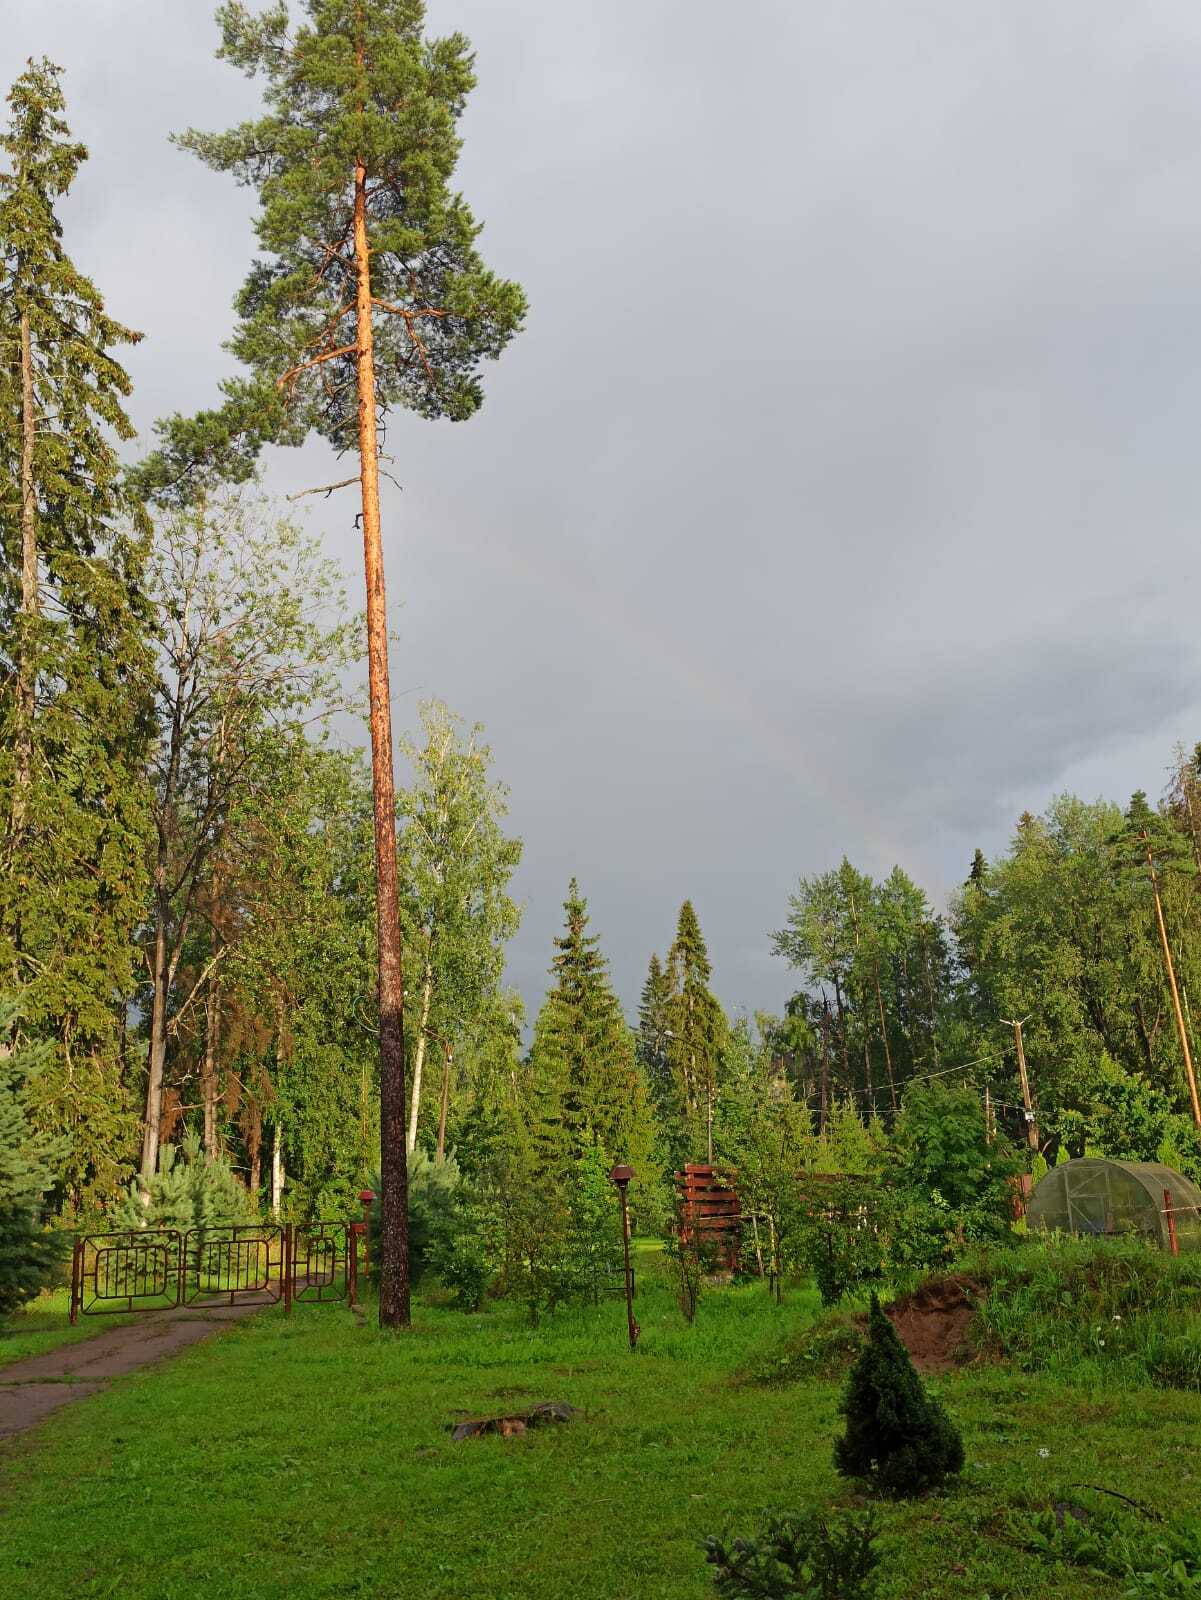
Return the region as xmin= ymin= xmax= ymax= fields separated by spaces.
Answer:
xmin=1141 ymin=829 xmax=1201 ymax=1129
xmin=1000 ymin=1016 xmax=1040 ymax=1153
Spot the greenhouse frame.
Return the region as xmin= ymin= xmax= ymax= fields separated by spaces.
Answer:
xmin=1027 ymin=1158 xmax=1201 ymax=1252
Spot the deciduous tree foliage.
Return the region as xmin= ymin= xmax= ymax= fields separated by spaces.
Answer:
xmin=952 ymin=793 xmax=1201 ymax=1167
xmin=773 ymin=863 xmax=955 ymax=1124
xmin=219 ymin=732 xmax=377 ymax=1215
xmin=398 ymin=702 xmax=521 ymax=1155
xmin=137 ymin=496 xmax=358 ymax=1186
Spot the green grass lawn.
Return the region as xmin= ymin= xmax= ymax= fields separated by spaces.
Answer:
xmin=2 ymin=1250 xmax=1197 ymax=1600
xmin=0 ymin=1286 xmax=126 ymax=1367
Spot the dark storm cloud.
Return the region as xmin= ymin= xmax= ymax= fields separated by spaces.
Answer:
xmin=8 ymin=0 xmax=1201 ymax=1018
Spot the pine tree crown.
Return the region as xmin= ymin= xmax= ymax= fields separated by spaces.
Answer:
xmin=132 ymin=0 xmax=526 ymax=505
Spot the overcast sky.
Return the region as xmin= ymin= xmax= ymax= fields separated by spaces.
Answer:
xmin=8 ymin=0 xmax=1201 ymax=1022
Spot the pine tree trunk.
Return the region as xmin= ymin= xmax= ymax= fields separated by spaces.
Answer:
xmin=354 ymin=155 xmax=410 ymax=1328
xmin=819 ymin=997 xmax=832 ymax=1133
xmin=202 ymin=971 xmax=221 ymax=1156
xmin=140 ymin=874 xmax=170 ymax=1185
xmin=13 ymin=313 xmax=38 ymax=838
xmin=406 ymin=961 xmax=434 ymax=1154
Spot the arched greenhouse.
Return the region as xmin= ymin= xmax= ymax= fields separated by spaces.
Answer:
xmin=1027 ymin=1158 xmax=1201 ymax=1252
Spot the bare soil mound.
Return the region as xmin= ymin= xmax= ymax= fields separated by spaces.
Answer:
xmin=883 ymin=1274 xmax=982 ymax=1374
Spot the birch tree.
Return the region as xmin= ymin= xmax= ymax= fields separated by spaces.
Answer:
xmin=397 ymin=701 xmax=520 ymax=1155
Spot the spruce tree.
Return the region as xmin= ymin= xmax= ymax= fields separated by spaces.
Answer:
xmin=666 ymin=901 xmax=726 ymax=1159
xmin=528 ymin=881 xmax=656 ymax=1176
xmin=0 ymin=60 xmax=153 ymax=1206
xmin=0 ymin=1001 xmax=65 ymax=1314
xmin=834 ymin=1294 xmax=964 ymax=1496
xmin=132 ymin=0 xmax=526 ymax=1329
xmin=636 ymin=952 xmax=673 ymax=1120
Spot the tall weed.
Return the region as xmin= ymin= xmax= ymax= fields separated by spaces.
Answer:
xmin=966 ymin=1236 xmax=1201 ymax=1391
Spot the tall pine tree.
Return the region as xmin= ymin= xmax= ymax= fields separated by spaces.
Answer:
xmin=132 ymin=0 xmax=527 ymax=1329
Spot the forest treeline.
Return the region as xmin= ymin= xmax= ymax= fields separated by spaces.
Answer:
xmin=4 ymin=43 xmax=1201 ymax=1317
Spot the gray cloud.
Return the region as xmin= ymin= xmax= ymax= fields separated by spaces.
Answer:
xmin=7 ymin=0 xmax=1201 ymax=1019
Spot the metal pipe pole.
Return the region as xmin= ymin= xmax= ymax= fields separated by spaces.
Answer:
xmin=618 ymin=1187 xmax=638 ymax=1349
xmin=609 ymin=1165 xmax=639 ymax=1349
xmin=1165 ymin=1188 xmax=1180 ymax=1258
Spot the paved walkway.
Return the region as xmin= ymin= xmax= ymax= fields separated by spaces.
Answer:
xmin=0 ymin=1303 xmax=265 ymax=1442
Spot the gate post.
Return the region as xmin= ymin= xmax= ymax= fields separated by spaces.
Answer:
xmin=283 ymin=1223 xmax=293 ymax=1315
xmin=1165 ymin=1189 xmax=1180 ymax=1257
xmin=358 ymin=1189 xmax=374 ymax=1277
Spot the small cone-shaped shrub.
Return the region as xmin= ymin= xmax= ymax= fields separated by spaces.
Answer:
xmin=834 ymin=1293 xmax=964 ymax=1496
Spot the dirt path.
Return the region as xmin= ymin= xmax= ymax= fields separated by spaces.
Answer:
xmin=0 ymin=1303 xmax=267 ymax=1442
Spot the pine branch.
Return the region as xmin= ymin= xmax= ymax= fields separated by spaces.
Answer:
xmin=276 ymin=342 xmax=357 ymax=389
xmin=286 ymin=476 xmax=359 ymax=502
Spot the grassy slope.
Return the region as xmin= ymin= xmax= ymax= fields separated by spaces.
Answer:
xmin=1 ymin=1254 xmax=1197 ymax=1600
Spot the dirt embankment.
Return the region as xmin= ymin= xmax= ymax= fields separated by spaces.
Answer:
xmin=882 ymin=1273 xmax=982 ymax=1373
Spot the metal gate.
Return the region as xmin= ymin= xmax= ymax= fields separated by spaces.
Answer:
xmin=70 ymin=1219 xmax=359 ymax=1323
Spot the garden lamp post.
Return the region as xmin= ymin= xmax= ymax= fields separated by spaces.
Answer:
xmin=609 ymin=1164 xmax=639 ymax=1350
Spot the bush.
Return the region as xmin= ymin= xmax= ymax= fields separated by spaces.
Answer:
xmin=834 ymin=1294 xmax=964 ymax=1496
xmin=703 ymin=1508 xmax=881 ymax=1599
xmin=367 ymin=1150 xmax=487 ymax=1299
xmin=887 ymin=1083 xmax=1020 ymax=1270
xmin=367 ymin=1150 xmax=462 ymax=1290
xmin=0 ymin=1199 xmax=64 ymax=1318
xmin=436 ymin=1215 xmax=493 ymax=1310
xmin=665 ymin=1215 xmax=725 ymax=1323
xmin=563 ymin=1146 xmax=624 ymax=1304
xmin=797 ymin=1177 xmax=888 ymax=1308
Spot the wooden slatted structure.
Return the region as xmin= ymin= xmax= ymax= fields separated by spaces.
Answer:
xmin=674 ymin=1163 xmax=741 ymax=1270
